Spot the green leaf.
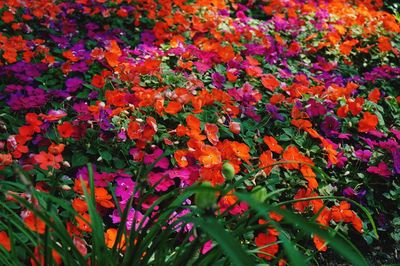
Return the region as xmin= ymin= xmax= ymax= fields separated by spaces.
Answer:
xmin=184 ymin=217 xmax=255 ymax=266
xmin=99 ymin=151 xmax=112 ymax=161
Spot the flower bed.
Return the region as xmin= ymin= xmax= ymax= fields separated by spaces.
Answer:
xmin=0 ymin=0 xmax=399 ymax=265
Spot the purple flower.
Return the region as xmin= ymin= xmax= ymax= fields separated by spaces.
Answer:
xmin=335 ymin=151 xmax=348 ymax=168
xmin=265 ymin=104 xmax=285 ymax=121
xmin=355 ymin=150 xmax=372 ymax=162
xmin=321 ymin=116 xmax=340 ymax=137
xmin=66 ymin=77 xmax=83 ymax=93
xmin=211 ymin=72 xmax=226 ymax=89
xmin=306 ymin=99 xmax=326 ymax=117
xmin=343 ymin=187 xmax=366 ymax=204
xmin=393 ymin=149 xmax=400 ymax=174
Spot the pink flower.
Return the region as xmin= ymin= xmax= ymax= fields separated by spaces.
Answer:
xmin=144 ymin=148 xmax=169 ymax=169
xmin=148 ymin=171 xmax=175 ymax=191
xmin=367 ymin=162 xmax=392 ymax=178
xmin=201 ymin=240 xmax=213 ymax=254
xmin=115 ymin=177 xmax=137 ymax=201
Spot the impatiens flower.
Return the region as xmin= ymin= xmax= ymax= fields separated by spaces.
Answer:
xmin=115 ymin=177 xmax=137 ymax=201
xmin=321 ymin=116 xmax=340 ymax=137
xmin=113 ymin=208 xmax=150 ymax=231
xmin=263 ymin=136 xmax=283 ymax=154
xmin=94 ymin=187 xmax=115 ymax=208
xmin=144 ymin=148 xmax=169 ymax=169
xmin=393 ymin=149 xmax=400 ymax=174
xmin=198 ymin=145 xmax=222 ymax=168
xmin=358 ymin=112 xmax=378 ymax=133
xmin=313 ymin=235 xmax=327 ymax=252
xmin=259 ymin=150 xmax=276 ymax=175
xmin=0 ymin=231 xmax=11 ymax=251
xmin=34 ymin=151 xmax=63 ymax=170
xmin=105 ymin=228 xmax=125 ymax=249
xmin=57 ymin=122 xmax=73 ymax=138
xmin=201 ymin=240 xmax=213 ymax=254
xmin=261 ymin=74 xmax=280 ymax=91
xmin=24 ymin=212 xmax=46 ymax=234
xmin=306 ymin=99 xmax=326 ymax=117
xmin=355 ymin=150 xmax=372 ymax=162
xmin=367 ymin=162 xmax=392 ymax=178
xmin=211 ymin=72 xmax=226 ymax=89
xmin=41 ymin=110 xmax=67 ymax=122
xmin=148 ymin=171 xmax=175 ymax=191
xmin=254 ymin=232 xmax=279 ymax=260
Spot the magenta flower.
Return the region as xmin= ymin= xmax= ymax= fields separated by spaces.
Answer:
xmin=306 ymin=99 xmax=326 ymax=117
xmin=355 ymin=150 xmax=372 ymax=162
xmin=367 ymin=162 xmax=392 ymax=178
xmin=115 ymin=177 xmax=137 ymax=201
xmin=144 ymin=148 xmax=169 ymax=169
xmin=201 ymin=240 xmax=213 ymax=254
xmin=148 ymin=171 xmax=175 ymax=191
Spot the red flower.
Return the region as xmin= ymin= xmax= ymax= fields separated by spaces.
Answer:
xmin=0 ymin=231 xmax=11 ymax=251
xmin=92 ymin=74 xmax=105 ymax=88
xmin=255 ymin=232 xmax=279 ymax=260
xmin=34 ymin=151 xmax=63 ymax=170
xmin=57 ymin=122 xmax=73 ymax=138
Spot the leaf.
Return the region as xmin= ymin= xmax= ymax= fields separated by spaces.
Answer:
xmin=236 ymin=193 xmax=369 ymax=266
xmin=183 ymin=217 xmax=255 ymax=266
xmin=71 ymin=153 xmax=88 ymax=167
xmin=99 ymin=151 xmax=112 ymax=161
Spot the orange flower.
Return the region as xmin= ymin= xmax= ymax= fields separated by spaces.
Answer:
xmin=200 ymin=166 xmax=224 ymax=186
xmin=263 ymin=136 xmax=283 ymax=154
xmin=48 ymin=143 xmax=65 ymax=155
xmin=72 ymin=198 xmax=88 ymax=213
xmin=24 ymin=212 xmax=46 ymax=234
xmin=259 ymin=150 xmax=275 ymax=175
xmin=164 ymin=101 xmax=182 ymax=115
xmin=174 ymin=149 xmax=189 ymax=168
xmin=331 ymin=201 xmax=354 ymax=223
xmin=339 ymin=39 xmax=359 ymax=56
xmin=291 ymin=119 xmax=312 ymax=130
xmin=204 ymin=123 xmax=219 ymax=145
xmin=282 ymin=146 xmax=302 ymax=170
xmin=34 ymin=151 xmax=63 ymax=170
xmin=377 ymin=36 xmax=392 ymax=52
xmin=31 ymin=246 xmax=62 ymax=266
xmin=104 ymin=40 xmax=121 ymax=67
xmin=94 ymin=188 xmax=115 ymax=208
xmin=75 ymin=213 xmax=92 ymax=233
xmin=105 ymin=228 xmax=126 ymax=249
xmin=358 ymin=112 xmax=378 ymax=133
xmin=313 ymin=235 xmax=327 ymax=252
xmin=230 ymin=141 xmax=250 ymax=163
xmin=261 ymin=74 xmax=280 ymax=91
xmin=0 ymin=231 xmax=11 ymax=251
xmin=300 ymin=165 xmax=318 ymax=189
xmin=0 ymin=153 xmax=12 ymax=169
xmin=198 ymin=145 xmax=222 ymax=168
